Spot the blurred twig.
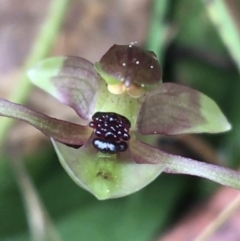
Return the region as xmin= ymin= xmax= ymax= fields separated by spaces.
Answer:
xmin=193 ymin=191 xmax=240 ymax=241
xmin=8 ymin=145 xmax=62 ymax=241
xmin=202 ymin=0 xmax=240 ymax=73
xmin=0 ymin=0 xmax=70 ymax=145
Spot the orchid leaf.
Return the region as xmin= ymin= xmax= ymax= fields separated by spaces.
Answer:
xmin=28 ymin=56 xmax=99 ymax=120
xmin=130 ymin=139 xmax=240 ymax=190
xmin=0 ymin=98 xmax=91 ymax=145
xmin=52 ymin=135 xmax=165 ymax=200
xmin=137 ymin=83 xmax=231 ymax=135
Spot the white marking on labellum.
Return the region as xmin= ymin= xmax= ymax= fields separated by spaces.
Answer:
xmin=122 ymin=62 xmax=126 ymax=66
xmin=136 ymin=61 xmax=140 ymax=65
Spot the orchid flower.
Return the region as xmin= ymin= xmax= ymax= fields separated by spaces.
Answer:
xmin=0 ymin=44 xmax=239 ymax=200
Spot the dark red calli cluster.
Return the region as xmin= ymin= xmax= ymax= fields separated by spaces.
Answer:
xmin=89 ymin=112 xmax=131 ymax=154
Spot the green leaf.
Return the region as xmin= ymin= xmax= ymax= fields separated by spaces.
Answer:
xmin=130 ymin=139 xmax=240 ymax=190
xmin=137 ymin=83 xmax=231 ymax=135
xmin=52 ymin=134 xmax=165 ymax=200
xmin=0 ymin=98 xmax=91 ymax=145
xmin=56 ymin=176 xmax=185 ymax=241
xmin=28 ymin=56 xmax=99 ymax=120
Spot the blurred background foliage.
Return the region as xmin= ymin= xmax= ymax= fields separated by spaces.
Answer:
xmin=0 ymin=0 xmax=240 ymax=240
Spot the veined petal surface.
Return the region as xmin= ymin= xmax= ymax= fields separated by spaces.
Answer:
xmin=137 ymin=83 xmax=231 ymax=135
xmin=28 ymin=56 xmax=98 ymax=120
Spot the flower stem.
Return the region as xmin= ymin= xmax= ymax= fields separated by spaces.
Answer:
xmin=0 ymin=0 xmax=70 ymax=145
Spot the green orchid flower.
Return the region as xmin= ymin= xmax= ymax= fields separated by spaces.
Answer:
xmin=0 ymin=44 xmax=239 ymax=200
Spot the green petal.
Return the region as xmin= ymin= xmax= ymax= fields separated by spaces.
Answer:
xmin=137 ymin=83 xmax=231 ymax=135
xmin=130 ymin=139 xmax=240 ymax=190
xmin=0 ymin=98 xmax=91 ymax=145
xmin=28 ymin=56 xmax=98 ymax=120
xmin=52 ymin=134 xmax=165 ymax=200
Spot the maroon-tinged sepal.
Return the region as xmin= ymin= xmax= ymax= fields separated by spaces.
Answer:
xmin=28 ymin=56 xmax=99 ymax=120
xmin=0 ymin=98 xmax=91 ymax=145
xmin=130 ymin=139 xmax=240 ymax=190
xmin=137 ymin=83 xmax=231 ymax=135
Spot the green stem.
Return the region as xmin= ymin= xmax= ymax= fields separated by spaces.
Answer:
xmin=0 ymin=0 xmax=70 ymax=145
xmin=202 ymin=0 xmax=240 ymax=73
xmin=145 ymin=0 xmax=170 ymax=63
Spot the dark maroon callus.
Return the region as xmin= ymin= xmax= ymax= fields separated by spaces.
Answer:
xmin=99 ymin=44 xmax=162 ymax=87
xmin=89 ymin=112 xmax=131 ymax=154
